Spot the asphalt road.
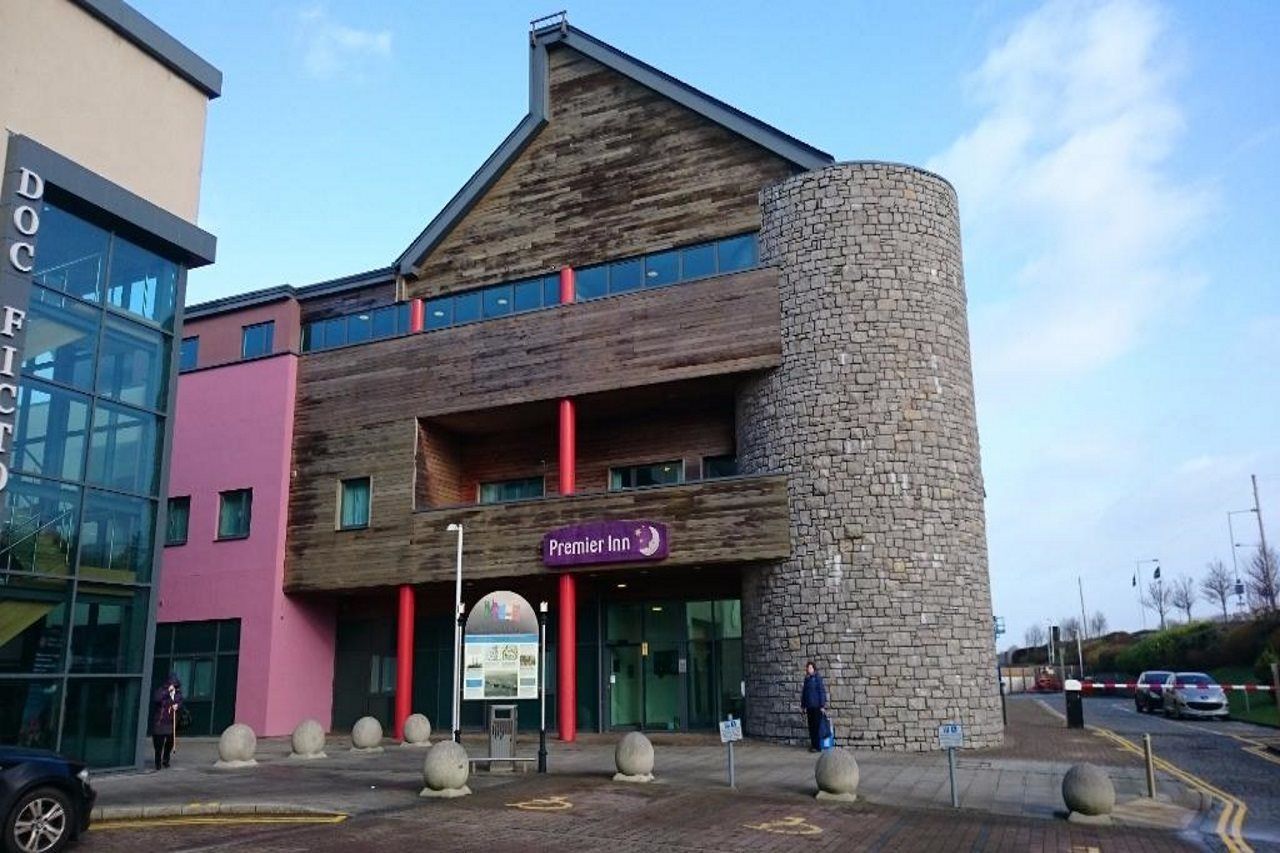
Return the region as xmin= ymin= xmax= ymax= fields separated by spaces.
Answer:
xmin=1063 ymin=694 xmax=1280 ymax=851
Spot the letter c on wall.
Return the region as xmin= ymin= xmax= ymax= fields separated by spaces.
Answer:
xmin=8 ymin=243 xmax=34 ymax=273
xmin=0 ymin=383 xmax=16 ymax=415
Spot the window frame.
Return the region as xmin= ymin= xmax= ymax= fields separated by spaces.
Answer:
xmin=178 ymin=336 xmax=199 ymax=372
xmin=608 ymin=461 xmax=685 ymax=492
xmin=240 ymin=321 xmax=275 ymax=360
xmin=216 ymin=488 xmax=253 ymax=541
xmin=336 ymin=476 xmax=372 ymax=531
xmin=477 ymin=476 xmax=546 ymax=505
xmin=701 ymin=454 xmax=739 ymax=480
xmin=165 ymin=496 xmax=191 ymax=546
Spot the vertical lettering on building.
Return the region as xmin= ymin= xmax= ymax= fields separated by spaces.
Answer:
xmin=0 ymin=158 xmax=42 ymax=493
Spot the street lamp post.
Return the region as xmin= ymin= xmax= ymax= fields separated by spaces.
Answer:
xmin=1135 ymin=558 xmax=1160 ymax=629
xmin=538 ymin=600 xmax=548 ymax=773
xmin=446 ymin=523 xmax=464 ymax=743
xmin=1228 ymin=510 xmax=1256 ymax=606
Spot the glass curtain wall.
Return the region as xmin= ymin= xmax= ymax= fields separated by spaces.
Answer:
xmin=0 ymin=201 xmax=181 ymax=768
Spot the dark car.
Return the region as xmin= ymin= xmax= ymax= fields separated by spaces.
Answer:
xmin=1135 ymin=670 xmax=1174 ymax=713
xmin=1081 ymin=673 xmax=1132 ymax=696
xmin=1 ymin=746 xmax=94 ymax=853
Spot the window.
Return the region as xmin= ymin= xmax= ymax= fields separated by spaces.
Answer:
xmin=644 ymin=251 xmax=679 ymax=287
xmin=371 ymin=305 xmax=398 ymax=338
xmin=22 ymin=286 xmax=99 ymax=390
xmin=32 ymin=204 xmax=108 ymax=303
xmin=369 ymin=654 xmax=396 ymax=694
xmin=702 ymin=455 xmax=739 ymax=479
xmin=680 ymin=243 xmax=716 ymax=279
xmin=13 ymin=380 xmax=91 ymax=482
xmin=97 ymin=314 xmax=169 ymax=410
xmin=166 ymin=496 xmax=190 ymax=546
xmin=453 ymin=291 xmax=481 ymax=324
xmin=512 ymin=279 xmax=542 ymax=312
xmin=608 ymin=258 xmax=644 ymax=293
xmin=179 ymin=337 xmax=199 ymax=371
xmin=425 ymin=297 xmax=452 ymax=330
xmin=78 ymin=490 xmax=156 ymax=582
xmin=240 ymin=321 xmax=274 ymax=359
xmin=347 ymin=312 xmax=372 ymax=344
xmin=478 ymin=477 xmax=545 ymax=504
xmin=716 ymin=234 xmax=758 ymax=273
xmin=482 ymin=284 xmax=513 ymax=318
xmin=575 ymin=266 xmax=607 ymax=300
xmin=105 ymin=237 xmax=179 ymax=328
xmin=338 ymin=477 xmax=371 ymax=529
xmin=542 ymin=275 xmax=561 ymax=307
xmin=217 ymin=489 xmax=252 ymax=540
xmin=609 ymin=461 xmax=683 ymax=491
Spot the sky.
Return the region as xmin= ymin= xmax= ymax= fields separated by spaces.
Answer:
xmin=130 ymin=0 xmax=1280 ymax=649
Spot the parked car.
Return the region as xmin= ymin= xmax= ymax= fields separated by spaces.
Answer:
xmin=1 ymin=746 xmax=95 ymax=853
xmin=1033 ymin=666 xmax=1063 ymax=692
xmin=1135 ymin=670 xmax=1173 ymax=713
xmin=1162 ymin=672 xmax=1230 ymax=721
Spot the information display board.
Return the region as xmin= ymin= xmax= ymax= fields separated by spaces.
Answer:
xmin=463 ymin=591 xmax=539 ymax=701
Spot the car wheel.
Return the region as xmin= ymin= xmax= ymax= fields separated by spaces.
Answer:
xmin=5 ymin=786 xmax=75 ymax=853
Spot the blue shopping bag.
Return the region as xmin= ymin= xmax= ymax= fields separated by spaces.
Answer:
xmin=819 ymin=713 xmax=835 ymax=750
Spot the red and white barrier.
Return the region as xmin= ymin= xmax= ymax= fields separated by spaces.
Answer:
xmin=1077 ymin=681 xmax=1274 ymax=692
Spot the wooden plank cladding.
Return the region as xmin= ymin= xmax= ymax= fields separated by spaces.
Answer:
xmin=403 ymin=46 xmax=799 ymax=298
xmin=284 ymin=474 xmax=791 ymax=592
xmin=296 ymin=266 xmax=780 ymax=422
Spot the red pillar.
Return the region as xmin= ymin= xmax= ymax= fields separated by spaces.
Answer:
xmin=409 ymin=298 xmax=424 ymax=333
xmin=395 ymin=585 xmax=415 ymax=740
xmin=557 ymin=265 xmax=578 ymax=742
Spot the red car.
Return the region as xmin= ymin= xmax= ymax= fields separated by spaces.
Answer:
xmin=1033 ymin=667 xmax=1063 ymax=692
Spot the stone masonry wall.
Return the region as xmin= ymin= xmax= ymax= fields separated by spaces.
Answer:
xmin=737 ymin=162 xmax=1003 ymax=750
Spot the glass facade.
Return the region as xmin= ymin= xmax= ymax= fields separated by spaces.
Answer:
xmin=1 ymin=201 xmax=184 ymax=767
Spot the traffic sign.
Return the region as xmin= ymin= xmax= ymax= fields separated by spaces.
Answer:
xmin=719 ymin=718 xmax=743 ymax=743
xmin=938 ymin=722 xmax=963 ymax=749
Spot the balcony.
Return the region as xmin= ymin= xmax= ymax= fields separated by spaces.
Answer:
xmin=284 ymin=474 xmax=790 ymax=592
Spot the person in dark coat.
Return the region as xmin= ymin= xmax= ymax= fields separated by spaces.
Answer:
xmin=800 ymin=661 xmax=828 ymax=752
xmin=151 ymin=673 xmax=183 ymax=770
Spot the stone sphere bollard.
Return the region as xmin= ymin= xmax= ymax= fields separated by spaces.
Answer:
xmin=613 ymin=731 xmax=655 ymax=782
xmin=402 ymin=713 xmax=432 ymax=747
xmin=214 ymin=723 xmax=258 ymax=768
xmin=1062 ymin=763 xmax=1116 ymax=824
xmin=289 ymin=719 xmax=327 ymax=760
xmin=814 ymin=747 xmax=859 ymax=802
xmin=350 ymin=716 xmax=384 ymax=754
xmin=420 ymin=740 xmax=471 ymax=798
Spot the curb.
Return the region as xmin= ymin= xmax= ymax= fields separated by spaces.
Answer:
xmin=92 ymin=803 xmax=345 ymax=822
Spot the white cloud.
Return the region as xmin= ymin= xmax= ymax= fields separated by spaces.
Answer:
xmin=930 ymin=0 xmax=1212 ymax=393
xmin=297 ymin=6 xmax=392 ymax=80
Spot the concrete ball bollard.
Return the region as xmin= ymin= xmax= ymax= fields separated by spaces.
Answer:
xmin=420 ymin=741 xmax=472 ymax=798
xmin=401 ymin=714 xmax=432 ymax=747
xmin=814 ymin=747 xmax=859 ymax=802
xmin=214 ymin=723 xmax=258 ymax=768
xmin=613 ymin=731 xmax=655 ymax=782
xmin=350 ymin=716 xmax=385 ymax=754
xmin=288 ymin=719 xmax=327 ymax=760
xmin=1062 ymin=763 xmax=1116 ymax=825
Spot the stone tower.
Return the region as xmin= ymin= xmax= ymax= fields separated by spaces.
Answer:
xmin=737 ymin=162 xmax=1003 ymax=750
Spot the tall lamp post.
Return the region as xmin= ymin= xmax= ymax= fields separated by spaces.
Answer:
xmin=1135 ymin=558 xmax=1160 ymax=629
xmin=538 ymin=600 xmax=548 ymax=773
xmin=1228 ymin=510 xmax=1256 ymax=609
xmin=446 ymin=523 xmax=464 ymax=743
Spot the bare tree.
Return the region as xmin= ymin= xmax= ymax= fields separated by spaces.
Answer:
xmin=1088 ymin=610 xmax=1108 ymax=637
xmin=1200 ymin=559 xmax=1234 ymax=620
xmin=1024 ymin=623 xmax=1046 ymax=654
xmin=1143 ymin=580 xmax=1172 ymax=630
xmin=1246 ymin=546 xmax=1279 ymax=612
xmin=1060 ymin=617 xmax=1082 ymax=642
xmin=1170 ymin=576 xmax=1196 ymax=622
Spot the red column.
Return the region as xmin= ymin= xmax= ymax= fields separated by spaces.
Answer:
xmin=409 ymin=298 xmax=425 ymax=333
xmin=395 ymin=585 xmax=415 ymax=740
xmin=557 ymin=264 xmax=578 ymax=742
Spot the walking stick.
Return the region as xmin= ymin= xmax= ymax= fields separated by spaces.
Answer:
xmin=172 ymin=701 xmax=179 ymax=755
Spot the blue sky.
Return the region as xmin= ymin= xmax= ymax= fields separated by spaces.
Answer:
xmin=132 ymin=0 xmax=1280 ymax=648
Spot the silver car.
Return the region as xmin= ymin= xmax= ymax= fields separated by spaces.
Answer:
xmin=1162 ymin=672 xmax=1229 ymax=720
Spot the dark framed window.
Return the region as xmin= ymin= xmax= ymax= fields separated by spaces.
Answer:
xmin=105 ymin=237 xmax=179 ymax=329
xmin=22 ymin=286 xmax=99 ymax=390
xmin=542 ymin=275 xmax=561 ymax=307
xmin=179 ymin=337 xmax=199 ymax=371
xmin=217 ymin=489 xmax=252 ymax=540
xmin=608 ymin=258 xmax=644 ymax=294
xmin=338 ymin=477 xmax=371 ymax=530
xmin=680 ymin=243 xmax=716 ymax=279
xmin=166 ymin=496 xmax=190 ymax=546
xmin=512 ymin=279 xmax=542 ymax=312
xmin=453 ymin=291 xmax=481 ymax=324
xmin=644 ymin=251 xmax=679 ymax=287
xmin=425 ymin=297 xmax=452 ymax=330
xmin=609 ymin=461 xmax=683 ymax=491
xmin=717 ymin=234 xmax=757 ymax=273
xmin=97 ymin=314 xmax=169 ymax=410
xmin=347 ymin=312 xmax=372 ymax=344
xmin=13 ymin=379 xmax=91 ymax=482
xmin=575 ymin=266 xmax=607 ymax=300
xmin=478 ymin=477 xmax=545 ymax=504
xmin=371 ymin=306 xmax=397 ymax=338
xmin=240 ymin=321 xmax=274 ymax=359
xmin=702 ymin=455 xmax=738 ymax=479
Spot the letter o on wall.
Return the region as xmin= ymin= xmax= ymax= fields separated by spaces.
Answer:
xmin=13 ymin=206 xmax=39 ymax=236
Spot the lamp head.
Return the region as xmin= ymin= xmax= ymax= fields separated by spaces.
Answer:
xmin=447 ymin=523 xmax=461 ymax=533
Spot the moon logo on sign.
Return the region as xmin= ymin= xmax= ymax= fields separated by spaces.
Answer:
xmin=636 ymin=525 xmax=662 ymax=557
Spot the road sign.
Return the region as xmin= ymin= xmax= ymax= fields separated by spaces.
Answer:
xmin=719 ymin=718 xmax=743 ymax=743
xmin=938 ymin=722 xmax=963 ymax=749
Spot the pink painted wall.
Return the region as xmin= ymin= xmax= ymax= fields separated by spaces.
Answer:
xmin=183 ymin=298 xmax=302 ymax=369
xmin=157 ymin=352 xmax=336 ymax=734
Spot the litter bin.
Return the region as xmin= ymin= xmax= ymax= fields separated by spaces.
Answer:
xmin=1064 ymin=679 xmax=1084 ymax=729
xmin=489 ymin=705 xmax=518 ymax=771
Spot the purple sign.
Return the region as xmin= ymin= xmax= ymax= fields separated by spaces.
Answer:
xmin=542 ymin=520 xmax=669 ymax=567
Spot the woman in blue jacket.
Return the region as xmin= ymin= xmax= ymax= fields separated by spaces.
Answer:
xmin=800 ymin=661 xmax=828 ymax=752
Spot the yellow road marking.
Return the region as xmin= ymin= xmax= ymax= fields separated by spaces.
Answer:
xmin=743 ymin=816 xmax=822 ymax=836
xmin=505 ymin=795 xmax=573 ymax=811
xmin=93 ymin=814 xmax=348 ymax=830
xmin=1091 ymin=726 xmax=1250 ymax=853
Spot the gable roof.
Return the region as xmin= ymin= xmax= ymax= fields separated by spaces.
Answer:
xmin=395 ymin=22 xmax=833 ymax=278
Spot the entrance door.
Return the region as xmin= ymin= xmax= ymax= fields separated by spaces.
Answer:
xmin=642 ymin=603 xmax=684 ymax=731
xmin=608 ymin=645 xmax=643 ymax=728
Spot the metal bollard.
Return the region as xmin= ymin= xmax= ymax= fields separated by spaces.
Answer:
xmin=1142 ymin=734 xmax=1156 ymax=798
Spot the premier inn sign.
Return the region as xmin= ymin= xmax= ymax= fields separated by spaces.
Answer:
xmin=542 ymin=520 xmax=669 ymax=567
xmin=0 ymin=157 xmax=41 ymax=493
